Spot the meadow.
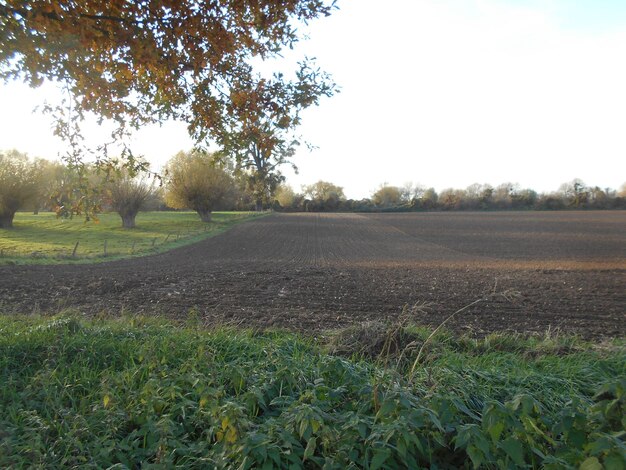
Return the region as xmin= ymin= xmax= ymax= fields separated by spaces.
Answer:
xmin=0 ymin=211 xmax=263 ymax=264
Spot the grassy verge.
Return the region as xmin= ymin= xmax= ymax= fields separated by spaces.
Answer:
xmin=0 ymin=314 xmax=624 ymax=469
xmin=0 ymin=211 xmax=265 ymax=265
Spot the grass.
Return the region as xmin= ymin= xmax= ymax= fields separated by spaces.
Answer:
xmin=0 ymin=314 xmax=624 ymax=469
xmin=0 ymin=211 xmax=265 ymax=265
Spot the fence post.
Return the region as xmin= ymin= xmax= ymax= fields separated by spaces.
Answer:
xmin=72 ymin=241 xmax=79 ymax=258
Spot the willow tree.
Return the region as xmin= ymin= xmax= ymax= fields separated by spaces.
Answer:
xmin=0 ymin=150 xmax=40 ymax=228
xmin=0 ymin=1 xmax=336 ymax=214
xmin=106 ymin=173 xmax=155 ymax=229
xmin=164 ymin=151 xmax=235 ymax=223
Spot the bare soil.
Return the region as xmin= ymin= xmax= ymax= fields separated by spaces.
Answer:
xmin=1 ymin=212 xmax=624 ymax=338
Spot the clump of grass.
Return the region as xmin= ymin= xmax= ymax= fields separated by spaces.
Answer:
xmin=0 ymin=314 xmax=624 ymax=469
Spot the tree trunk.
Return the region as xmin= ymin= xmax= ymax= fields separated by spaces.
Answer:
xmin=0 ymin=212 xmax=15 ymax=229
xmin=197 ymin=210 xmax=212 ymax=222
xmin=120 ymin=211 xmax=137 ymax=229
xmin=255 ymin=199 xmax=263 ymax=212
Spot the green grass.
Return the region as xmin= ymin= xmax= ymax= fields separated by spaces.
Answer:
xmin=0 ymin=211 xmax=265 ymax=265
xmin=0 ymin=314 xmax=624 ymax=469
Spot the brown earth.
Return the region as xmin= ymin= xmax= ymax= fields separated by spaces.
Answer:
xmin=1 ymin=211 xmax=625 ymax=338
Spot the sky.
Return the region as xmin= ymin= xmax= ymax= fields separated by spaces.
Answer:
xmin=1 ymin=0 xmax=626 ymax=199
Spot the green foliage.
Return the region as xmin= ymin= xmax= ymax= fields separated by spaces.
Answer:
xmin=372 ymin=184 xmax=404 ymax=208
xmin=274 ymin=184 xmax=298 ymax=209
xmin=303 ymin=180 xmax=346 ymax=211
xmin=0 ymin=211 xmax=261 ymax=264
xmin=0 ymin=149 xmax=40 ymax=228
xmin=0 ymin=1 xmax=335 ymax=135
xmin=0 ymin=315 xmax=623 ymax=469
xmin=164 ymin=151 xmax=236 ymax=222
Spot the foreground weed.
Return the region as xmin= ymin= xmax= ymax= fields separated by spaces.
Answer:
xmin=0 ymin=315 xmax=624 ymax=469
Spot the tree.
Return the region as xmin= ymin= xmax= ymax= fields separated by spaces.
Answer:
xmin=558 ymin=179 xmax=589 ymax=207
xmin=1 ymin=1 xmax=335 ymax=132
xmin=275 ymin=184 xmax=297 ymax=210
xmin=0 ymin=150 xmax=40 ymax=228
xmin=303 ymin=180 xmax=345 ymax=211
xmin=493 ymin=183 xmax=516 ymax=209
xmin=400 ymin=182 xmax=425 ymax=205
xmin=164 ymin=151 xmax=235 ymax=222
xmin=439 ymin=188 xmax=465 ymax=210
xmin=420 ymin=188 xmax=439 ymax=210
xmin=464 ymin=183 xmax=494 ymax=209
xmin=106 ymin=173 xmax=155 ymax=229
xmin=31 ymin=158 xmax=68 ymax=213
xmin=215 ymin=65 xmax=335 ymax=211
xmin=372 ymin=185 xmax=403 ymax=208
xmin=1 ymin=1 xmax=336 ymax=215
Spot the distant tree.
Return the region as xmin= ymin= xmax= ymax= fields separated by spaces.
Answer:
xmin=0 ymin=150 xmax=40 ymax=228
xmin=439 ymin=188 xmax=465 ymax=210
xmin=586 ymin=186 xmax=610 ymax=209
xmin=420 ymin=187 xmax=439 ymax=210
xmin=400 ymin=182 xmax=425 ymax=205
xmin=275 ymin=185 xmax=297 ymax=210
xmin=493 ymin=183 xmax=516 ymax=209
xmin=463 ymin=183 xmax=494 ymax=209
xmin=618 ymin=183 xmax=626 ymax=198
xmin=31 ymin=158 xmax=68 ymax=213
xmin=303 ymin=180 xmax=345 ymax=211
xmin=106 ymin=173 xmax=156 ymax=229
xmin=372 ymin=185 xmax=403 ymax=208
xmin=141 ymin=187 xmax=167 ymax=211
xmin=558 ymin=179 xmax=589 ymax=207
xmin=164 ymin=151 xmax=235 ymax=222
xmin=510 ymin=188 xmax=537 ymax=209
xmin=535 ymin=193 xmax=566 ymax=210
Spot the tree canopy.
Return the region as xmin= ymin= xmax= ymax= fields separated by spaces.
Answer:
xmin=214 ymin=64 xmax=335 ymax=210
xmin=0 ymin=0 xmax=335 ymax=133
xmin=164 ymin=150 xmax=235 ymax=222
xmin=371 ymin=185 xmax=403 ymax=208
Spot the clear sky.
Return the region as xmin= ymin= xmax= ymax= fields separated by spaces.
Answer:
xmin=1 ymin=0 xmax=625 ymax=199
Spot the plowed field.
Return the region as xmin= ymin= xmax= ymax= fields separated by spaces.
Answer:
xmin=1 ymin=211 xmax=624 ymax=337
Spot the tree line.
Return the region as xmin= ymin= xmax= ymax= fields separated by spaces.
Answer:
xmin=274 ymin=180 xmax=626 ymax=212
xmin=0 ymin=149 xmax=268 ymax=229
xmin=3 ymin=149 xmax=624 ymax=230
